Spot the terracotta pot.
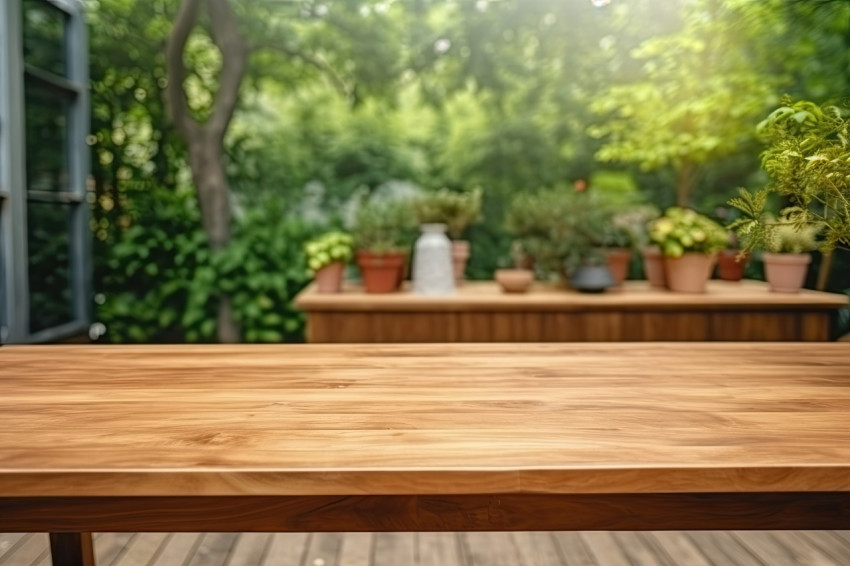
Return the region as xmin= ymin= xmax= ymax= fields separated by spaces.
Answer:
xmin=452 ymin=240 xmax=470 ymax=283
xmin=606 ymin=248 xmax=632 ymax=287
xmin=664 ymin=252 xmax=716 ymax=293
xmin=716 ymin=250 xmax=748 ymax=282
xmin=314 ymin=262 xmax=345 ymax=293
xmin=495 ymin=269 xmax=533 ymax=293
xmin=641 ymin=246 xmax=666 ymax=288
xmin=763 ymin=252 xmax=811 ymax=293
xmin=356 ymin=250 xmax=406 ymax=293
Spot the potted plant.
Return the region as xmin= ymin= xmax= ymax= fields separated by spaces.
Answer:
xmin=352 ymin=200 xmax=416 ymax=293
xmin=648 ymin=207 xmax=728 ymax=293
xmin=494 ymin=242 xmax=535 ymax=294
xmin=761 ymin=219 xmax=819 ymax=293
xmin=716 ymin=233 xmax=749 ymax=282
xmin=305 ymin=231 xmax=354 ymax=293
xmin=414 ymin=187 xmax=483 ymax=283
xmin=607 ymin=205 xmax=661 ymax=287
xmin=505 ymin=187 xmax=590 ymax=283
xmin=728 ymin=98 xmax=850 ymax=288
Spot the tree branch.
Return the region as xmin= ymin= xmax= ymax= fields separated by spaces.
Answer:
xmin=250 ymin=42 xmax=351 ymax=99
xmin=207 ymin=0 xmax=248 ymax=139
xmin=165 ymin=0 xmax=203 ymax=139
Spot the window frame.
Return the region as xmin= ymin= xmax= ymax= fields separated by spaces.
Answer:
xmin=1 ymin=0 xmax=89 ymax=344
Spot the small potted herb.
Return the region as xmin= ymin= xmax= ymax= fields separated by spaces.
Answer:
xmin=305 ymin=231 xmax=354 ymax=293
xmin=648 ymin=207 xmax=728 ymax=293
xmin=730 ymin=212 xmax=819 ymax=294
xmin=353 ymin=200 xmax=416 ymax=293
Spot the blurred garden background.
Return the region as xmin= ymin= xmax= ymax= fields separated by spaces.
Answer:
xmin=77 ymin=0 xmax=850 ymax=343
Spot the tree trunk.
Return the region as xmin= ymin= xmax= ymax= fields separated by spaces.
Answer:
xmin=676 ymin=160 xmax=696 ymax=207
xmin=166 ymin=0 xmax=246 ymax=343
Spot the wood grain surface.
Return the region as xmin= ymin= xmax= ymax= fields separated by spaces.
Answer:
xmin=295 ymin=280 xmax=848 ymax=312
xmin=2 ymin=343 xmax=850 ymax=500
xmin=3 ymin=493 xmax=850 ymax=532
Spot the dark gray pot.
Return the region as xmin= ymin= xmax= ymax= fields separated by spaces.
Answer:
xmin=570 ymin=264 xmax=616 ymax=293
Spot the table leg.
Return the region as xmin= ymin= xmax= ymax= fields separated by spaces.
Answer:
xmin=49 ymin=533 xmax=95 ymax=566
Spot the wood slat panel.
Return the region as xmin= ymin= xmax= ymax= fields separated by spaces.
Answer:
xmin=298 ymin=281 xmax=846 ymax=342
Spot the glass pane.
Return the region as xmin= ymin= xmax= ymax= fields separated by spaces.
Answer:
xmin=22 ymin=0 xmax=67 ymax=77
xmin=25 ymin=85 xmax=70 ymax=193
xmin=28 ymin=202 xmax=74 ymax=333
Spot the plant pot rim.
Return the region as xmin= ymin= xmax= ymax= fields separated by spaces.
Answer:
xmin=762 ymin=252 xmax=812 ymax=263
xmin=665 ymin=251 xmax=719 ymax=259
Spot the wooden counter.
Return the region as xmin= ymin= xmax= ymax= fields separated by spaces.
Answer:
xmin=295 ymin=280 xmax=848 ymax=343
xmin=2 ymin=342 xmax=850 ymax=566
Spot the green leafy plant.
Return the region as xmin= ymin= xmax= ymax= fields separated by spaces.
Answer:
xmin=648 ymin=207 xmax=728 ymax=258
xmin=729 ymin=97 xmax=850 ymax=252
xmin=352 ymin=200 xmax=417 ymax=254
xmin=505 ymin=186 xmax=609 ymax=275
xmin=97 ymin=190 xmax=315 ymax=343
xmin=610 ymin=205 xmax=662 ymax=249
xmin=413 ymin=187 xmax=483 ymax=240
xmin=304 ymin=231 xmax=355 ymax=274
xmin=768 ymin=220 xmax=820 ymax=254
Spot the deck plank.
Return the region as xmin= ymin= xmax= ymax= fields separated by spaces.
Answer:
xmin=734 ymin=531 xmax=839 ymax=566
xmin=645 ymin=531 xmax=713 ymax=566
xmin=151 ymin=533 xmax=202 ymax=566
xmin=550 ymin=533 xmax=597 ymax=566
xmin=611 ymin=532 xmax=672 ymax=566
xmin=338 ymin=533 xmax=372 ymax=566
xmin=262 ymin=533 xmax=309 ymax=566
xmin=372 ymin=534 xmax=414 ymax=566
xmin=801 ymin=531 xmax=850 ymax=563
xmin=0 ymin=534 xmax=48 ymax=566
xmin=511 ymin=532 xmax=563 ymax=566
xmin=686 ymin=532 xmax=765 ymax=566
xmin=3 ymin=531 xmax=850 ymax=566
xmin=185 ymin=533 xmax=239 ymax=566
xmin=579 ymin=532 xmax=631 ymax=566
xmin=462 ymin=532 xmax=521 ymax=566
xmin=111 ymin=533 xmax=169 ymax=566
xmin=416 ymin=533 xmax=463 ymax=566
xmin=0 ymin=534 xmax=27 ymax=564
xmin=302 ymin=533 xmax=343 ymax=566
xmin=227 ymin=533 xmax=273 ymax=566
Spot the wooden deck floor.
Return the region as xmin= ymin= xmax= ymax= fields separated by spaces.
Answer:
xmin=2 ymin=531 xmax=849 ymax=566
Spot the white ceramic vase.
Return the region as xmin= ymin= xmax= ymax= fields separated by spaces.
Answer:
xmin=412 ymin=224 xmax=456 ymax=295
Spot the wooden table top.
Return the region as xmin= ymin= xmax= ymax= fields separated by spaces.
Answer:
xmin=2 ymin=343 xmax=850 ymax=498
xmin=294 ymin=280 xmax=849 ymax=312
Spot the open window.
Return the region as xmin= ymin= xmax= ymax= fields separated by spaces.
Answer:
xmin=0 ymin=0 xmax=89 ymax=343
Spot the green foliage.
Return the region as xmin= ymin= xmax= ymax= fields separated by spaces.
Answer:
xmin=86 ymin=0 xmax=850 ymax=342
xmin=588 ymin=0 xmax=788 ymax=205
xmin=610 ymin=204 xmax=662 ymax=249
xmin=767 ymin=219 xmax=820 ymax=255
xmin=352 ymin=200 xmax=417 ymax=254
xmin=649 ymin=207 xmax=728 ymax=258
xmin=305 ymin=231 xmax=354 ymax=274
xmin=215 ymin=206 xmax=316 ymax=343
xmin=729 ymin=97 xmax=850 ymax=252
xmin=413 ymin=187 xmax=483 ymax=239
xmin=505 ymin=186 xmax=611 ymax=275
xmin=97 ymin=189 xmax=314 ymax=343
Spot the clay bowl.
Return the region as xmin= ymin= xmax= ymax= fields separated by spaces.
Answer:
xmin=495 ymin=269 xmax=534 ymax=293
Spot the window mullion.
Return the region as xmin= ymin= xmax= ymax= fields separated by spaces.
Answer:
xmin=0 ymin=0 xmax=31 ymax=343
